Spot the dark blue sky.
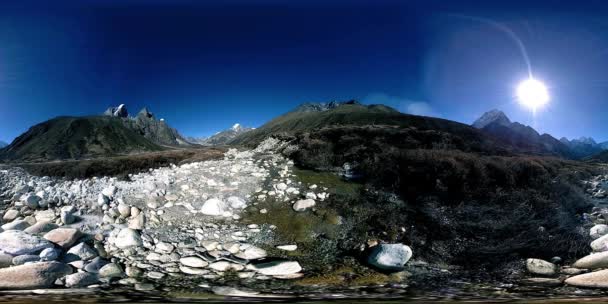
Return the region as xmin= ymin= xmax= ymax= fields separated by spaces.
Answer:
xmin=2 ymin=0 xmax=608 ymax=142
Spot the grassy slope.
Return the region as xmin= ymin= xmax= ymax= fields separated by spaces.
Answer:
xmin=0 ymin=116 xmax=163 ymax=162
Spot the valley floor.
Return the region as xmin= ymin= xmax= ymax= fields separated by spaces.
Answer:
xmin=4 ymin=139 xmax=608 ymax=302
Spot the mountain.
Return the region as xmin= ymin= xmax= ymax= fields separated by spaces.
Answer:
xmin=472 ymin=109 xmax=576 ymax=158
xmin=189 ymin=123 xmax=254 ymax=146
xmin=122 ymin=107 xmax=191 ymax=147
xmin=0 ymin=141 xmax=7 ymax=148
xmin=0 ymin=105 xmax=191 ymax=162
xmin=0 ymin=116 xmax=163 ymax=162
xmin=560 ymin=137 xmax=604 ymax=159
xmin=230 ymin=100 xmax=531 ymax=156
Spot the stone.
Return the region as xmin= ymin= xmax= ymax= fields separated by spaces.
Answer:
xmin=520 ymin=277 xmax=563 ymax=287
xmin=275 ymin=183 xmax=288 ymax=191
xmin=12 ymin=254 xmax=40 ymax=265
xmin=99 ymin=263 xmax=124 ymax=278
xmin=84 ymin=257 xmax=108 ymax=273
xmin=97 ymin=194 xmax=109 ymax=206
xmin=0 ymin=253 xmax=12 ymax=268
xmin=248 ymin=261 xmax=302 ymax=276
xmin=25 ymin=221 xmax=58 ymax=235
xmin=591 ymin=224 xmax=608 ymax=240
xmin=591 ymin=234 xmax=608 ymax=252
xmin=276 ymin=245 xmax=298 ymax=251
xmin=0 ymin=230 xmax=53 ymax=255
xmin=180 ymin=266 xmax=208 ymax=275
xmin=0 ymin=261 xmax=72 ymax=289
xmin=526 ymin=258 xmax=556 ymax=276
xmin=227 ymin=196 xmax=247 ymax=209
xmin=65 ymin=272 xmax=99 ymax=288
xmin=126 ymin=266 xmax=143 ymax=278
xmin=66 ymin=243 xmax=97 ymax=261
xmin=60 ymin=206 xmax=76 ymax=225
xmin=235 ymin=246 xmax=267 ymax=260
xmin=128 ymin=213 xmax=145 ymax=230
xmin=155 ymin=241 xmax=174 ymax=254
xmin=180 ymin=256 xmax=208 ymax=268
xmin=573 ymin=251 xmax=608 ymax=269
xmin=1 ymin=219 xmax=30 ymax=231
xmin=293 ymin=199 xmax=315 ymax=211
xmin=114 ymin=228 xmax=143 ymax=249
xmin=209 ymin=261 xmax=233 ymax=272
xmin=102 ymin=186 xmax=117 ymax=198
xmin=2 ymin=209 xmax=19 ymax=222
xmin=200 ymin=198 xmax=228 ymax=216
xmin=565 ymin=269 xmax=608 ymax=288
xmin=35 ymin=210 xmax=56 ymax=223
xmin=44 ymin=228 xmax=81 ymax=249
xmin=117 ymin=203 xmax=131 ymax=218
xmin=146 ymin=271 xmax=165 ymax=279
xmin=367 ymin=244 xmax=413 ymax=271
xmin=25 ymin=195 xmax=41 ymax=209
xmin=39 ymin=248 xmax=61 ymax=261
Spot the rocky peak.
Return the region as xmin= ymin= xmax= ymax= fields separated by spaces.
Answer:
xmin=293 ymin=99 xmax=361 ymax=113
xmin=103 ymin=104 xmax=129 ymax=118
xmin=472 ymin=109 xmax=511 ymax=129
xmin=232 ymin=123 xmax=242 ymax=131
xmin=137 ymin=107 xmax=154 ymax=119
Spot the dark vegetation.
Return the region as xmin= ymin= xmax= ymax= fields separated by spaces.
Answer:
xmin=276 ymin=125 xmax=600 ymax=268
xmin=0 ymin=116 xmax=163 ymax=162
xmin=13 ymin=148 xmax=226 ymax=180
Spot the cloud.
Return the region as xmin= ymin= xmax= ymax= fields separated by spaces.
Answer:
xmin=362 ymin=92 xmax=440 ymax=118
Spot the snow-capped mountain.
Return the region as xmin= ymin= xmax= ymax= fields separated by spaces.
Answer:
xmin=188 ymin=123 xmax=254 ymax=146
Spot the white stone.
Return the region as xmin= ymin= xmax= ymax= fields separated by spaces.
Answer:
xmin=200 ymin=198 xmax=228 ymax=216
xmin=293 ymin=199 xmax=316 ymax=211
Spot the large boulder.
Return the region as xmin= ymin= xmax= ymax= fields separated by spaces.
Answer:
xmin=572 ymin=251 xmax=608 ymax=269
xmin=200 ymin=198 xmax=228 ymax=216
xmin=367 ymin=244 xmax=413 ymax=271
xmin=590 ymin=224 xmax=608 ymax=240
xmin=65 ymin=271 xmax=99 ymax=287
xmin=44 ymin=228 xmax=81 ymax=249
xmin=114 ymin=228 xmax=143 ymax=249
xmin=0 ymin=230 xmax=53 ymax=255
xmin=526 ymin=258 xmax=557 ymax=276
xmin=565 ymin=269 xmax=608 ymax=288
xmin=235 ymin=245 xmax=267 ymax=260
xmin=0 ymin=262 xmax=72 ymax=289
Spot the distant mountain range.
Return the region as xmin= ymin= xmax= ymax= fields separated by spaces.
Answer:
xmin=472 ymin=109 xmax=606 ymax=159
xmin=0 ymin=105 xmax=189 ymax=161
xmin=187 ymin=123 xmax=254 ymax=146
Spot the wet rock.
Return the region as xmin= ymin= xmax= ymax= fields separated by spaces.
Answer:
xmin=572 ymin=251 xmax=608 ymax=269
xmin=565 ymin=269 xmax=608 ymax=288
xmin=293 ymin=199 xmax=315 ymax=212
xmin=65 ymin=271 xmax=99 ymax=288
xmin=114 ymin=228 xmax=143 ymax=249
xmin=0 ymin=261 xmax=72 ymax=289
xmin=526 ymin=258 xmax=556 ymax=276
xmin=43 ymin=228 xmax=81 ymax=249
xmin=0 ymin=230 xmax=53 ymax=255
xmin=367 ymin=244 xmax=413 ymax=271
xmin=248 ymin=260 xmax=302 ymax=276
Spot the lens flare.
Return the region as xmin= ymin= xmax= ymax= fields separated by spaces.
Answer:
xmin=517 ymin=78 xmax=549 ymax=111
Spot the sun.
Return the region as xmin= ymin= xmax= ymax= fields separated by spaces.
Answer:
xmin=517 ymin=78 xmax=550 ymax=111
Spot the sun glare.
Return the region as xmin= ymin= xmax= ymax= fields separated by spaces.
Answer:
xmin=517 ymin=78 xmax=550 ymax=111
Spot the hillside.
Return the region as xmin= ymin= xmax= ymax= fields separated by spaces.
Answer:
xmin=231 ymin=101 xmax=497 ymax=151
xmin=0 ymin=116 xmax=163 ymax=162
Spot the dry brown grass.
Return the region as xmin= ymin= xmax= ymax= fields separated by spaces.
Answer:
xmin=14 ymin=147 xmax=227 ymax=179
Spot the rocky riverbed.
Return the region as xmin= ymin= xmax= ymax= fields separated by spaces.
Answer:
xmin=0 ymin=138 xmax=414 ymax=299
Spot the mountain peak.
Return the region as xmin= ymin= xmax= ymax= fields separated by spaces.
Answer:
xmin=138 ymin=107 xmax=154 ymax=119
xmin=103 ymin=104 xmax=129 ymax=118
xmin=232 ymin=123 xmax=242 ymax=131
xmin=472 ymin=109 xmax=511 ymax=129
xmin=293 ymin=99 xmax=361 ymax=113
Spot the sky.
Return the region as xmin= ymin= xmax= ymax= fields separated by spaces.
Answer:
xmin=2 ymin=0 xmax=608 ymax=142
